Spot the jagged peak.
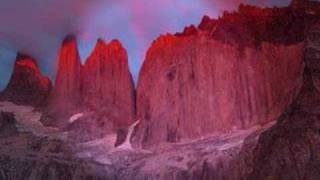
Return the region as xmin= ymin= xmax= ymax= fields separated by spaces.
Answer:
xmin=175 ymin=25 xmax=198 ymax=37
xmin=108 ymin=39 xmax=124 ymax=49
xmin=92 ymin=38 xmax=124 ymax=52
xmin=201 ymin=15 xmax=212 ymax=23
xmin=97 ymin=38 xmax=106 ymax=44
xmin=183 ymin=25 xmax=198 ymax=35
xmin=198 ymin=15 xmax=218 ymax=32
xmin=85 ymin=38 xmax=127 ymax=65
xmin=58 ymin=34 xmax=81 ymax=63
xmin=16 ymin=52 xmax=34 ymax=61
xmin=290 ymin=0 xmax=308 ymax=7
xmin=94 ymin=38 xmax=107 ymax=49
xmin=62 ymin=34 xmax=77 ymax=44
xmin=15 ymin=52 xmax=39 ymax=70
xmin=150 ymin=34 xmax=173 ymax=48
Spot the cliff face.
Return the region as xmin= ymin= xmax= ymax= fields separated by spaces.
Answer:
xmin=241 ymin=19 xmax=320 ymax=180
xmin=0 ymin=53 xmax=52 ymax=106
xmin=82 ymin=39 xmax=135 ymax=128
xmin=1 ymin=1 xmax=320 ymax=180
xmin=50 ymin=35 xmax=82 ymax=114
xmin=45 ymin=37 xmax=135 ymax=137
xmin=134 ymin=5 xmax=309 ymax=148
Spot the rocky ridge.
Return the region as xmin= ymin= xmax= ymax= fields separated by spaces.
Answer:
xmin=0 ymin=0 xmax=320 ymax=179
xmin=45 ymin=37 xmax=135 ymax=142
xmin=133 ymin=1 xmax=320 ymax=148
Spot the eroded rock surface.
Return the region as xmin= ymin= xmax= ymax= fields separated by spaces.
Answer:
xmin=49 ymin=35 xmax=82 ymax=118
xmin=239 ymin=19 xmax=320 ymax=180
xmin=134 ymin=3 xmax=312 ymax=148
xmin=0 ymin=1 xmax=320 ymax=180
xmin=0 ymin=112 xmax=18 ymax=138
xmin=82 ymin=39 xmax=135 ymax=129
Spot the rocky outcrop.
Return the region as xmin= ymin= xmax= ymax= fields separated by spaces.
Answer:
xmin=45 ymin=38 xmax=135 ymax=138
xmin=49 ymin=35 xmax=82 ymax=116
xmin=134 ymin=4 xmax=311 ymax=148
xmin=0 ymin=128 xmax=113 ymax=180
xmin=0 ymin=53 xmax=52 ymax=106
xmin=245 ymin=75 xmax=320 ymax=180
xmin=238 ymin=19 xmax=320 ymax=180
xmin=0 ymin=112 xmax=19 ymax=138
xmin=46 ymin=35 xmax=82 ymax=126
xmin=63 ymin=39 xmax=135 ymax=141
xmin=82 ymin=39 xmax=135 ymax=129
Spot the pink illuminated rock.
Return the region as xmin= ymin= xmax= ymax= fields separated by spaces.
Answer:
xmin=135 ymin=34 xmax=303 ymax=148
xmin=82 ymin=39 xmax=135 ymax=129
xmin=49 ymin=35 xmax=82 ymax=114
xmin=133 ymin=5 xmax=309 ymax=148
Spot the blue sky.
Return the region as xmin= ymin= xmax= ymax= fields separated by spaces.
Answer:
xmin=0 ymin=0 xmax=291 ymax=90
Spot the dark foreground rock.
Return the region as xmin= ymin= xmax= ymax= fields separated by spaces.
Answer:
xmin=0 ymin=112 xmax=18 ymax=138
xmin=0 ymin=53 xmax=52 ymax=106
xmin=0 ymin=113 xmax=115 ymax=180
xmin=238 ymin=20 xmax=320 ymax=180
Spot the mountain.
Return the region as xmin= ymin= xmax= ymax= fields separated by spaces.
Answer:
xmin=82 ymin=39 xmax=135 ymax=129
xmin=242 ymin=17 xmax=320 ymax=180
xmin=133 ymin=2 xmax=319 ymax=148
xmin=46 ymin=37 xmax=135 ymax=140
xmin=48 ymin=35 xmax=82 ymax=118
xmin=0 ymin=1 xmax=320 ymax=179
xmin=47 ymin=35 xmax=82 ymax=126
xmin=0 ymin=53 xmax=52 ymax=106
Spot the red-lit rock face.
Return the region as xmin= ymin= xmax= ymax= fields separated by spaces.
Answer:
xmin=50 ymin=35 xmax=82 ymax=114
xmin=82 ymin=39 xmax=135 ymax=128
xmin=133 ymin=4 xmax=317 ymax=148
xmin=1 ymin=53 xmax=52 ymax=106
xmin=135 ymin=34 xmax=304 ymax=148
xmin=47 ymin=37 xmax=135 ymax=132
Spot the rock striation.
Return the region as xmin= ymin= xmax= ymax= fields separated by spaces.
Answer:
xmin=82 ymin=39 xmax=135 ymax=128
xmin=0 ymin=1 xmax=320 ymax=180
xmin=0 ymin=112 xmax=19 ymax=138
xmin=46 ymin=36 xmax=135 ymax=137
xmin=0 ymin=53 xmax=52 ymax=106
xmin=49 ymin=35 xmax=82 ymax=115
xmin=134 ymin=2 xmax=319 ymax=148
xmin=240 ymin=19 xmax=320 ymax=180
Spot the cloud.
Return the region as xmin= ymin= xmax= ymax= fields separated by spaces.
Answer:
xmin=0 ymin=0 xmax=102 ymax=80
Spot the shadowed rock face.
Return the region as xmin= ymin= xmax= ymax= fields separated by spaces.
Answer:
xmin=0 ymin=53 xmax=52 ymax=106
xmin=82 ymin=39 xmax=135 ymax=129
xmin=0 ymin=112 xmax=18 ymax=138
xmin=134 ymin=3 xmax=317 ymax=148
xmin=240 ymin=20 xmax=320 ymax=180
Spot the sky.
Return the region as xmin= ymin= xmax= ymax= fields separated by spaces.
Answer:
xmin=0 ymin=0 xmax=292 ymax=90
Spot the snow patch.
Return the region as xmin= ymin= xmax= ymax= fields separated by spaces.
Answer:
xmin=218 ymin=139 xmax=244 ymax=151
xmin=78 ymin=134 xmax=117 ymax=148
xmin=69 ymin=113 xmax=84 ymax=123
xmin=117 ymin=120 xmax=140 ymax=150
xmin=93 ymin=155 xmax=113 ymax=165
xmin=0 ymin=101 xmax=58 ymax=136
